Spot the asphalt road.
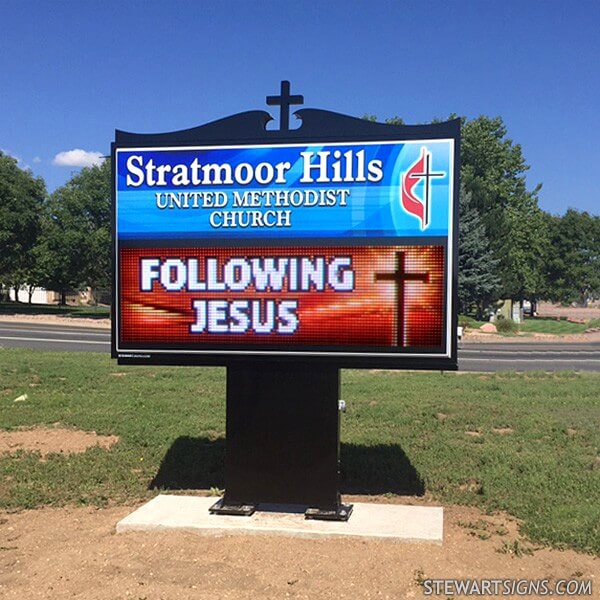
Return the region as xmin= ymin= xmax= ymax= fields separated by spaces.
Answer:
xmin=1 ymin=321 xmax=599 ymax=372
xmin=0 ymin=321 xmax=110 ymax=353
xmin=458 ymin=342 xmax=600 ymax=372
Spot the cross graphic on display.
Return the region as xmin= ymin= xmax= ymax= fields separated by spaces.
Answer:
xmin=375 ymin=251 xmax=430 ymax=346
xmin=410 ymin=150 xmax=445 ymax=228
xmin=266 ymin=80 xmax=304 ymax=131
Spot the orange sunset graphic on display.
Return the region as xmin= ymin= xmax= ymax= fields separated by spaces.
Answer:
xmin=119 ymin=245 xmax=445 ymax=349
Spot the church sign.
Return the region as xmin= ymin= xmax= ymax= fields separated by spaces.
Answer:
xmin=112 ymin=83 xmax=459 ymax=370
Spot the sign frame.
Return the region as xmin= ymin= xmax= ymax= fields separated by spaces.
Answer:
xmin=112 ymin=103 xmax=460 ymax=370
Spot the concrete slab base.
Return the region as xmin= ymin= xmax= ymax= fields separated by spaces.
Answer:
xmin=116 ymin=495 xmax=443 ymax=543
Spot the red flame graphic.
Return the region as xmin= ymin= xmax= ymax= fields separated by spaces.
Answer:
xmin=401 ymin=148 xmax=427 ymax=228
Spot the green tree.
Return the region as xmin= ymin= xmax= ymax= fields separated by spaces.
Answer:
xmin=545 ymin=209 xmax=600 ymax=305
xmin=495 ymin=192 xmax=549 ymax=304
xmin=0 ymin=152 xmax=46 ymax=300
xmin=361 ymin=115 xmax=405 ymax=125
xmin=35 ymin=160 xmax=110 ymax=304
xmin=460 ymin=115 xmax=548 ymax=305
xmin=457 ymin=186 xmax=500 ymax=318
xmin=460 ymin=115 xmax=532 ymax=220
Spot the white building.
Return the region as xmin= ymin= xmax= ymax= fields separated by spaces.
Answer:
xmin=8 ymin=287 xmax=52 ymax=304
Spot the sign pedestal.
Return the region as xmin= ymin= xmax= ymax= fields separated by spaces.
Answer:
xmin=209 ymin=362 xmax=352 ymax=521
xmin=113 ymin=83 xmax=459 ymax=525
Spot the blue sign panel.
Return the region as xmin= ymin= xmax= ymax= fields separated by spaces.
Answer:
xmin=116 ymin=140 xmax=454 ymax=240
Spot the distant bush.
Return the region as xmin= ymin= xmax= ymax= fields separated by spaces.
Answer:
xmin=496 ymin=317 xmax=519 ymax=333
xmin=586 ymin=318 xmax=600 ymax=330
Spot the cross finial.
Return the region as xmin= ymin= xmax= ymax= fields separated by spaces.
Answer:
xmin=266 ymin=80 xmax=304 ymax=131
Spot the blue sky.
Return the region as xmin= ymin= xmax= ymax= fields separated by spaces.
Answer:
xmin=1 ymin=0 xmax=598 ymax=215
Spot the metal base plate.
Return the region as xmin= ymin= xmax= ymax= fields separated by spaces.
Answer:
xmin=209 ymin=498 xmax=256 ymax=517
xmin=305 ymin=503 xmax=353 ymax=522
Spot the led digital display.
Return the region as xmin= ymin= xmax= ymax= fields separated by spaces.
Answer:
xmin=113 ymin=137 xmax=457 ymax=367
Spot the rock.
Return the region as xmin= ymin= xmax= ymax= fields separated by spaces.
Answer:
xmin=479 ymin=323 xmax=497 ymax=333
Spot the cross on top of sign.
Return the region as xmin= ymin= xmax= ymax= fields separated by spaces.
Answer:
xmin=266 ymin=80 xmax=304 ymax=131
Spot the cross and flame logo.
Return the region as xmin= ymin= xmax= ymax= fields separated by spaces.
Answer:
xmin=401 ymin=147 xmax=445 ymax=230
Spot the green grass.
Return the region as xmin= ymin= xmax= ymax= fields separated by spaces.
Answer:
xmin=460 ymin=314 xmax=599 ymax=335
xmin=0 ymin=301 xmax=109 ymax=319
xmin=519 ymin=317 xmax=587 ymax=335
xmin=1 ymin=349 xmax=599 ymax=555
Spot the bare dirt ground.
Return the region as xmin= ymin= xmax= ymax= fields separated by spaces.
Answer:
xmin=464 ymin=329 xmax=600 ymax=343
xmin=0 ymin=426 xmax=119 ymax=458
xmin=0 ymin=430 xmax=597 ymax=598
xmin=0 ymin=314 xmax=111 ymax=329
xmin=0 ymin=500 xmax=597 ymax=600
xmin=536 ymin=302 xmax=600 ymax=320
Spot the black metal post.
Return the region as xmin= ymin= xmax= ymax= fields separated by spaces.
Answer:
xmin=210 ymin=362 xmax=352 ymax=520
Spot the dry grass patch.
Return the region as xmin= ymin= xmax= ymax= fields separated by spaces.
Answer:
xmin=492 ymin=427 xmax=514 ymax=435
